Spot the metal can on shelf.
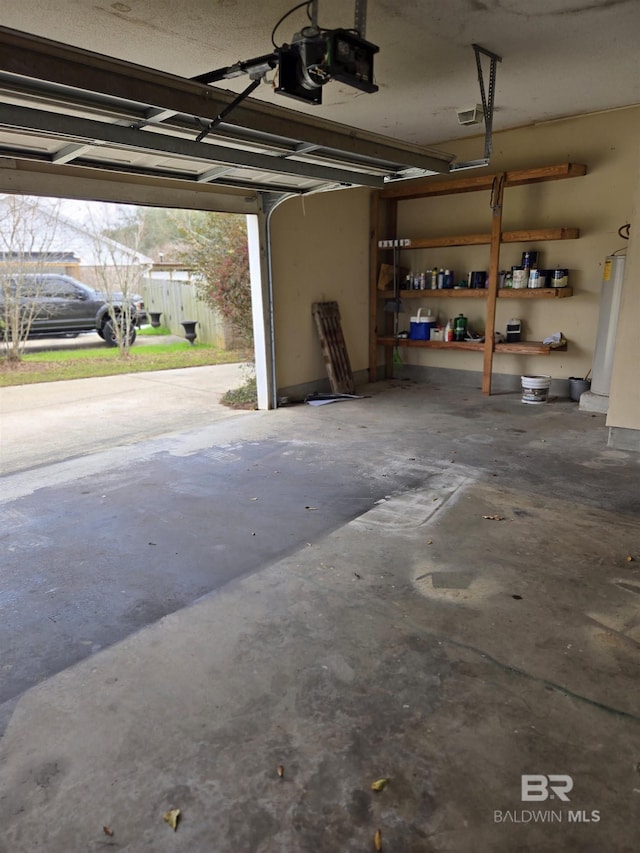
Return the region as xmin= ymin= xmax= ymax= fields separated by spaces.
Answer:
xmin=469 ymin=270 xmax=487 ymax=289
xmin=528 ymin=269 xmax=544 ymax=288
xmin=512 ymin=267 xmax=529 ymax=289
xmin=551 ymin=268 xmax=569 ymax=287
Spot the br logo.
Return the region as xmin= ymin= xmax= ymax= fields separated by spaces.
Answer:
xmin=521 ymin=775 xmax=573 ymax=802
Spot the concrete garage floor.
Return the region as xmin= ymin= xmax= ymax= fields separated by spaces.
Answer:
xmin=0 ymin=370 xmax=639 ymax=852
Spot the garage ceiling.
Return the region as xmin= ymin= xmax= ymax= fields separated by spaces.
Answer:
xmin=0 ymin=25 xmax=459 ymax=196
xmin=0 ymin=1 xmax=638 ymax=197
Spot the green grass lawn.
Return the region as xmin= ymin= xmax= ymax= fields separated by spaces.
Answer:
xmin=0 ymin=341 xmax=248 ymax=386
xmin=137 ymin=325 xmax=173 ymax=336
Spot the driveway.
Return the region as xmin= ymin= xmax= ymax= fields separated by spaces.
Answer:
xmin=0 ymin=362 xmax=248 ymax=475
xmin=20 ymin=331 xmax=186 ymax=354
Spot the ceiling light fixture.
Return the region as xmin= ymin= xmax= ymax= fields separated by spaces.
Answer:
xmin=456 ymin=104 xmax=484 ymax=126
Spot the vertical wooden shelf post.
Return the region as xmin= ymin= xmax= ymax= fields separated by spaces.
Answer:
xmin=368 ymin=191 xmax=380 ymax=382
xmin=384 ymin=199 xmax=398 ymax=379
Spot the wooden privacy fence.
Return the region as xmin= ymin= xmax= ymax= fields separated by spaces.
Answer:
xmin=142 ymin=274 xmax=238 ymax=349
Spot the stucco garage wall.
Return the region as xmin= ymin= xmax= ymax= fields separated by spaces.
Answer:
xmin=607 ymin=147 xmax=640 ymax=435
xmin=389 ymin=107 xmax=640 ymax=384
xmin=270 ymin=187 xmax=371 ymax=395
xmin=270 ymin=107 xmax=639 ymax=429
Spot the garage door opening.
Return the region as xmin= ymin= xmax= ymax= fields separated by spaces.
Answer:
xmin=0 ymin=194 xmax=270 ymax=408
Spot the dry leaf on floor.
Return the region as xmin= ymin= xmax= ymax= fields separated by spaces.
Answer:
xmin=102 ymin=826 xmax=114 ymax=837
xmin=163 ymin=809 xmax=181 ymax=831
xmin=277 ymin=765 xmax=285 ymax=778
xmin=371 ymin=778 xmax=389 ymax=791
xmin=374 ymin=828 xmax=383 ymax=850
xmin=483 ymin=515 xmax=505 ymax=521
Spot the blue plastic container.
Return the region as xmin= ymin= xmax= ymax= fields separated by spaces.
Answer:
xmin=409 ymin=308 xmax=437 ymax=340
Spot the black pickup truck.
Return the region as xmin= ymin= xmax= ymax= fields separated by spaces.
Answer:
xmin=0 ymin=273 xmax=147 ymax=346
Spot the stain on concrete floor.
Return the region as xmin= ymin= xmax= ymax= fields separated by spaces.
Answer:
xmin=1 ymin=381 xmax=639 ymax=851
xmin=1 ymin=439 xmax=417 ymax=713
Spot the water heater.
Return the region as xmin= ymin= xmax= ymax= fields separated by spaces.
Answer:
xmin=591 ymin=253 xmax=626 ymax=397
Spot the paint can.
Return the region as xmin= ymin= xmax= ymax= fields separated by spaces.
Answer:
xmin=528 ymin=269 xmax=544 ymax=288
xmin=521 ymin=374 xmax=552 ymax=404
xmin=551 ymin=268 xmax=569 ymax=287
xmin=537 ymin=269 xmax=549 ymax=287
xmin=512 ymin=267 xmax=529 ymax=289
xmin=469 ymin=270 xmax=487 ymax=289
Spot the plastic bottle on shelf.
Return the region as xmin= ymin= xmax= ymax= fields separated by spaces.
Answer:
xmin=454 ymin=313 xmax=468 ymax=341
xmin=445 ymin=318 xmax=454 ymax=341
xmin=437 ymin=268 xmax=444 ymax=289
xmin=424 ymin=309 xmax=437 ymax=339
xmin=431 ymin=267 xmax=438 ymax=289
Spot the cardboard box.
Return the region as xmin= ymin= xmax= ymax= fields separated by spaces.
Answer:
xmin=377 ymin=264 xmax=409 ymax=290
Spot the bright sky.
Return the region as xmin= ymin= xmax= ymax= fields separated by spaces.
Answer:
xmin=58 ymin=199 xmax=134 ymax=226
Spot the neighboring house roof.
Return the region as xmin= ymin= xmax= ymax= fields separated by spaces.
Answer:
xmin=0 ymin=196 xmax=152 ymax=268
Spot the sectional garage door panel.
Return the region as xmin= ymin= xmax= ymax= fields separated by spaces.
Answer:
xmin=0 ymin=26 xmax=454 ymax=197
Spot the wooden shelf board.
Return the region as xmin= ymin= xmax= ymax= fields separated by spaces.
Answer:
xmin=496 ymin=341 xmax=567 ymax=355
xmin=502 ymin=227 xmax=579 ymax=242
xmin=408 ymin=233 xmax=491 ymax=249
xmin=380 ymin=163 xmax=587 ymax=200
xmin=377 ymin=337 xmax=567 ymax=355
xmin=377 ymin=227 xmax=580 ymax=250
xmin=379 ymin=288 xmax=486 ymax=299
xmin=377 ymin=337 xmax=484 ymax=351
xmin=378 ymin=287 xmax=573 ymax=299
xmin=498 ymin=286 xmax=573 ymax=298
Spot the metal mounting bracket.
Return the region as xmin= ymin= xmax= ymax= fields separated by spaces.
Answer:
xmin=451 ymin=44 xmax=502 ymax=171
xmin=354 ymin=0 xmax=368 ymax=37
xmin=474 ymin=43 xmax=502 ymax=161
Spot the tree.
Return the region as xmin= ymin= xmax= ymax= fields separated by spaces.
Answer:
xmin=0 ymin=196 xmax=62 ymax=363
xmin=100 ymin=206 xmax=253 ymax=349
xmin=85 ymin=210 xmax=149 ymax=357
xmin=178 ymin=213 xmax=253 ymax=349
xmin=102 ymin=206 xmax=191 ymax=261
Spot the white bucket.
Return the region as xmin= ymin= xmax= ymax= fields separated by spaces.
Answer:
xmin=521 ymin=374 xmax=551 ymax=404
